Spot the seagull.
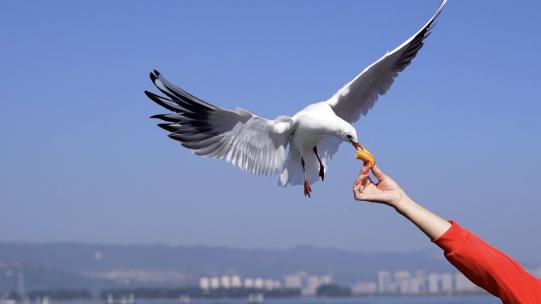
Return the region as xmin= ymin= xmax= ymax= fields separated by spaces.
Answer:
xmin=145 ymin=0 xmax=447 ymax=197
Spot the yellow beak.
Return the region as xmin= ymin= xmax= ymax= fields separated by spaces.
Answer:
xmin=355 ymin=146 xmax=376 ymax=168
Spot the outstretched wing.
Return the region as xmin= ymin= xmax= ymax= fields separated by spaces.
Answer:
xmin=146 ymin=71 xmax=293 ymax=176
xmin=327 ymin=0 xmax=447 ymax=123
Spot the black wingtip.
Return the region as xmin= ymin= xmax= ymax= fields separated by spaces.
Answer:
xmin=144 ymin=90 xmax=154 ymax=99
xmin=150 ymin=114 xmax=166 ymax=120
xmin=158 ymin=123 xmax=178 ymax=132
xmin=149 ymin=70 xmax=161 ymax=82
xmin=168 ymin=133 xmax=184 ymax=142
xmin=144 ymin=90 xmax=186 ymax=113
xmin=150 ymin=113 xmax=185 ymax=123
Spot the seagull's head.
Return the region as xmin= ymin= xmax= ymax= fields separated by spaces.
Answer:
xmin=335 ymin=123 xmax=359 ymax=147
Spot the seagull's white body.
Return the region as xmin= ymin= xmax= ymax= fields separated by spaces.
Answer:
xmin=145 ymin=0 xmax=447 ymax=194
xmin=280 ymin=102 xmax=353 ymax=187
xmin=290 ymin=102 xmax=342 ymax=155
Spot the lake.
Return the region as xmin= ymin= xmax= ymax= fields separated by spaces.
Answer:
xmin=92 ymin=296 xmax=499 ymax=304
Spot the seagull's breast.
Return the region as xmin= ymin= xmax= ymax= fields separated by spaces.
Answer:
xmin=290 ymin=102 xmax=338 ymax=155
xmin=291 ymin=124 xmax=326 ymax=156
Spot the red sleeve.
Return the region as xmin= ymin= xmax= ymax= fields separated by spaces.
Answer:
xmin=433 ymin=221 xmax=541 ymax=304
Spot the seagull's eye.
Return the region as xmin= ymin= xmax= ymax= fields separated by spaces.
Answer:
xmin=347 ymin=135 xmax=352 ymax=139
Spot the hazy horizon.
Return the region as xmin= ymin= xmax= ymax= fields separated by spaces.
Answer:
xmin=1 ymin=0 xmax=540 ymax=263
xmin=0 ymin=239 xmax=440 ymax=253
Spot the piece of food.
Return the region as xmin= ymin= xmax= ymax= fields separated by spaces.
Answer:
xmin=355 ymin=146 xmax=376 ymax=168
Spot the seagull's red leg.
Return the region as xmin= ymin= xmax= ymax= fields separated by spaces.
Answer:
xmin=313 ymin=146 xmax=325 ymax=181
xmin=301 ymin=157 xmax=312 ymax=197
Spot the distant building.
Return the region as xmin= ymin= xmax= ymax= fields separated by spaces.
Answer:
xmin=221 ymin=275 xmax=231 ymax=289
xmin=454 ymin=273 xmax=479 ymax=292
xmin=210 ymin=276 xmax=220 ymax=289
xmin=264 ymin=279 xmax=275 ymax=290
xmin=284 ymin=273 xmax=303 ymax=289
xmin=394 ymin=271 xmax=411 ymax=294
xmin=244 ymin=278 xmax=254 ymax=288
xmin=352 ymin=281 xmax=377 ymax=295
xmin=303 ymin=275 xmax=332 ymax=296
xmin=372 ymin=270 xmax=482 ymax=295
xmin=408 ymin=275 xmax=426 ymax=294
xmin=254 ymin=278 xmax=264 ymax=289
xmin=199 ymin=277 xmax=210 ymax=290
xmin=231 ymin=275 xmax=242 ymax=288
xmin=377 ymin=271 xmax=393 ymax=293
xmin=427 ymin=273 xmax=441 ymax=293
xmin=441 ymin=273 xmax=454 ymax=293
xmin=303 ymin=276 xmax=320 ymax=296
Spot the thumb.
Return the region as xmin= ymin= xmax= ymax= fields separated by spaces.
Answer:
xmin=371 ymin=165 xmax=388 ymax=182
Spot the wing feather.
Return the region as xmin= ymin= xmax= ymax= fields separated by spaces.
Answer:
xmin=146 ymin=71 xmax=293 ymax=176
xmin=327 ymin=0 xmax=447 ymax=123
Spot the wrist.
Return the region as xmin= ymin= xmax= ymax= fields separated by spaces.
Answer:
xmin=392 ymin=194 xmax=415 ymax=213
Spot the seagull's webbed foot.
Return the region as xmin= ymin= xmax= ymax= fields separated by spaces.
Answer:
xmin=304 ymin=178 xmax=312 ymax=198
xmin=301 ymin=157 xmax=312 ymax=198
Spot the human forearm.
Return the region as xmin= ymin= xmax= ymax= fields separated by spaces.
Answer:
xmin=353 ymin=164 xmax=451 ymax=239
xmin=393 ymin=196 xmax=451 ymax=240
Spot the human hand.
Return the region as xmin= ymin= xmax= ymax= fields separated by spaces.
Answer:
xmin=353 ymin=163 xmax=409 ymax=208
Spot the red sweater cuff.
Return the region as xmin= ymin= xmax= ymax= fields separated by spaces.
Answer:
xmin=432 ymin=220 xmax=471 ymax=254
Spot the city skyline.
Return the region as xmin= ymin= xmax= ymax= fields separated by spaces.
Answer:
xmin=196 ymin=270 xmax=484 ymax=296
xmin=1 ymin=241 xmax=539 ymax=292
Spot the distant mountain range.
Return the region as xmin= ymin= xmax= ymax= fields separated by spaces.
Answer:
xmin=0 ymin=242 xmax=455 ymax=292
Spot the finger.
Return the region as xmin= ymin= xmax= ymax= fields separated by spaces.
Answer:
xmin=362 ymin=161 xmax=371 ymax=174
xmin=363 ymin=176 xmax=374 ymax=187
xmin=358 ymin=162 xmax=371 ymax=183
xmin=353 ymin=185 xmax=363 ymax=200
xmin=355 ymin=162 xmax=370 ymax=184
xmin=371 ymin=165 xmax=387 ymax=182
xmin=354 ymin=169 xmax=363 ymax=186
xmin=354 ymin=191 xmax=377 ymax=202
xmin=356 ymin=193 xmax=383 ymax=203
xmin=354 ymin=182 xmax=367 ymax=194
xmin=354 ymin=173 xmax=369 ymax=187
xmin=354 ymin=165 xmax=370 ymax=186
xmin=353 ymin=183 xmax=363 ymax=193
xmin=356 ymin=163 xmax=365 ymax=177
xmin=353 ymin=187 xmax=368 ymax=201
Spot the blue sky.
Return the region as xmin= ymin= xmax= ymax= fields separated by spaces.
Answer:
xmin=1 ymin=1 xmax=540 ymax=263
